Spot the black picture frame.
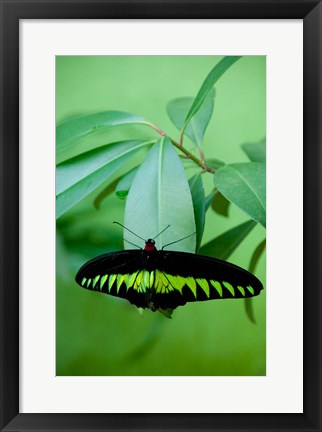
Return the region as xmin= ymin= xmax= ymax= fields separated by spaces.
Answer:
xmin=1 ymin=1 xmax=321 ymax=431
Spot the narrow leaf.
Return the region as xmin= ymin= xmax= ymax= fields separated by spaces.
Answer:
xmin=93 ymin=178 xmax=120 ymax=210
xmin=245 ymin=239 xmax=266 ymax=324
xmin=245 ymin=299 xmax=256 ymax=324
xmin=93 ymin=166 xmax=140 ymax=208
xmin=167 ymin=89 xmax=214 ymax=148
xmin=212 ymin=190 xmax=230 ymax=217
xmin=206 ymin=158 xmax=225 ymax=170
xmin=158 ymin=309 xmax=173 ymax=319
xmin=56 ymin=110 xmax=152 ymax=153
xmin=249 ymin=238 xmax=266 ymax=274
xmin=189 ymin=174 xmax=206 ymax=251
xmin=242 ymin=138 xmax=266 ymax=162
xmin=115 ymin=167 xmax=139 ymax=200
xmin=126 ymin=319 xmax=164 ymax=360
xmin=214 ymin=162 xmax=266 ymax=227
xmin=56 ymin=139 xmax=153 ymax=218
xmin=205 ymin=190 xmax=216 ymax=211
xmin=199 ymin=220 xmax=256 ymax=260
xmin=182 ymin=56 xmax=242 ymax=133
xmin=124 ymin=136 xmax=196 ymax=252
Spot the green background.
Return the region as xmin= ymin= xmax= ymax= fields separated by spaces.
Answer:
xmin=56 ymin=56 xmax=266 ymax=376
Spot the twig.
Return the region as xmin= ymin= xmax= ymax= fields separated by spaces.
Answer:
xmin=169 ymin=138 xmax=215 ymax=174
xmin=149 ymin=122 xmax=215 ymax=174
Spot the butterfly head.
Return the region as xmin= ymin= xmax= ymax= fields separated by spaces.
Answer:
xmin=144 ymin=239 xmax=157 ymax=252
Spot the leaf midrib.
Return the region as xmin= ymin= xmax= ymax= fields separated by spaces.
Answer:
xmin=157 ymin=138 xmax=164 ymax=244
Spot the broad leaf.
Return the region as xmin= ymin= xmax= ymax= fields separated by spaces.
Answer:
xmin=189 ymin=174 xmax=206 ymax=251
xmin=167 ymin=89 xmax=214 ymax=148
xmin=182 ymin=56 xmax=242 ymax=133
xmin=56 ymin=139 xmax=153 ymax=218
xmin=115 ymin=166 xmax=139 ymax=200
xmin=199 ymin=220 xmax=256 ymax=260
xmin=214 ymin=162 xmax=266 ymax=227
xmin=212 ymin=190 xmax=230 ymax=217
xmin=124 ymin=136 xmax=196 ymax=252
xmin=245 ymin=239 xmax=266 ymax=324
xmin=242 ymin=138 xmax=266 ymax=162
xmin=57 ymin=111 xmax=152 ymax=153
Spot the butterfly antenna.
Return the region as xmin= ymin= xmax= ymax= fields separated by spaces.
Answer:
xmin=124 ymin=238 xmax=143 ymax=250
xmin=153 ymin=224 xmax=170 ymax=240
xmin=162 ymin=232 xmax=196 ymax=250
xmin=113 ymin=221 xmax=146 ymax=242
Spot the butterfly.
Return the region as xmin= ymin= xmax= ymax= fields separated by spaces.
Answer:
xmin=75 ymin=224 xmax=263 ymax=312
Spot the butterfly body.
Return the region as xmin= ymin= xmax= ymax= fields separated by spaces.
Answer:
xmin=75 ymin=239 xmax=263 ymax=311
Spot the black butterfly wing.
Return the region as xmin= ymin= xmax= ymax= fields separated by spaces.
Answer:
xmin=149 ymin=250 xmax=264 ymax=310
xmin=75 ymin=249 xmax=264 ymax=311
xmin=75 ymin=250 xmax=152 ymax=309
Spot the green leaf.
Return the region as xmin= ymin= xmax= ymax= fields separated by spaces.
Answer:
xmin=245 ymin=299 xmax=256 ymax=324
xmin=199 ymin=220 xmax=256 ymax=260
xmin=214 ymin=162 xmax=266 ymax=227
xmin=93 ymin=166 xmax=139 ymax=208
xmin=167 ymin=89 xmax=214 ymax=148
xmin=56 ymin=139 xmax=153 ymax=218
xmin=115 ymin=167 xmax=139 ymax=200
xmin=245 ymin=239 xmax=266 ymax=324
xmin=56 ymin=111 xmax=152 ymax=153
xmin=212 ymin=190 xmax=230 ymax=217
xmin=182 ymin=56 xmax=242 ymax=134
xmin=124 ymin=136 xmax=196 ymax=253
xmin=206 ymin=158 xmax=225 ymax=170
xmin=56 ymin=232 xmax=73 ymax=284
xmin=93 ymin=178 xmax=120 ymax=210
xmin=249 ymin=238 xmax=266 ymax=274
xmin=158 ymin=309 xmax=173 ymax=319
xmin=126 ymin=318 xmax=164 ymax=360
xmin=205 ymin=190 xmax=216 ymax=211
xmin=242 ymin=138 xmax=266 ymax=162
xmin=189 ymin=174 xmax=206 ymax=251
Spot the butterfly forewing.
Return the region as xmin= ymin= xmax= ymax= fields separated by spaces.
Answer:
xmin=154 ymin=251 xmax=263 ymax=305
xmin=75 ymin=250 xmax=146 ymax=307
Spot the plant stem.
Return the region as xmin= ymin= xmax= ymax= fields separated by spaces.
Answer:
xmin=149 ymin=121 xmax=215 ymax=174
xmin=169 ymin=138 xmax=215 ymax=174
xmin=148 ymin=122 xmax=166 ymax=136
